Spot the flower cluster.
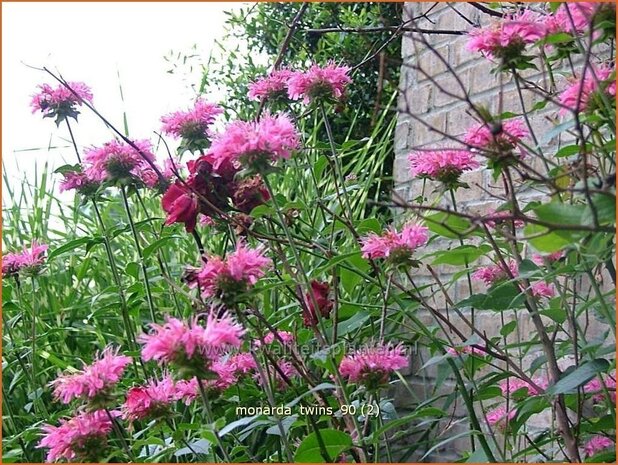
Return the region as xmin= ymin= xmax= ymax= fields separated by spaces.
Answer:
xmin=486 ymin=405 xmax=516 ymax=431
xmin=558 ymin=64 xmax=616 ymax=116
xmin=188 ymin=242 xmax=271 ymax=301
xmin=339 ymin=344 xmax=408 ymax=389
xmin=549 ymin=2 xmax=600 ymax=35
xmin=59 ymin=169 xmax=101 ymax=196
xmin=38 ymin=410 xmax=116 ymax=462
xmin=472 ymin=260 xmax=518 ymax=286
xmin=361 ymin=223 xmax=429 ymax=265
xmin=207 ymin=113 xmax=300 ymax=173
xmin=83 ymin=139 xmax=161 ymax=188
xmin=583 ymin=435 xmax=614 ymax=458
xmin=2 ymin=241 xmax=48 ymax=277
xmin=161 ymin=99 xmax=222 ymax=150
xmin=30 ymin=81 xmax=93 ymax=124
xmin=139 ymin=313 xmax=245 ymax=378
xmin=249 ymin=62 xmax=351 ymax=104
xmin=464 ymin=119 xmax=528 ymax=161
xmin=51 ymin=346 xmax=132 ymax=406
xmin=499 ymin=377 xmax=547 ymax=397
xmin=408 ymin=149 xmax=479 ymax=187
xmin=122 ymin=375 xmax=195 ymax=422
xmin=446 ymin=345 xmax=485 ymax=357
xmin=584 ymin=371 xmax=616 ymax=403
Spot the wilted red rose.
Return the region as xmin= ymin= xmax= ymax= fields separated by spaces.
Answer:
xmin=302 ymin=280 xmax=333 ymax=327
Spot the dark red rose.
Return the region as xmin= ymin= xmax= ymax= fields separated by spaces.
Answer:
xmin=161 ymin=182 xmax=199 ymax=232
xmin=302 ymin=280 xmax=333 ymax=327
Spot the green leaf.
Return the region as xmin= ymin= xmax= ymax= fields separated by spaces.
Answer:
xmin=545 ymin=359 xmax=611 ymax=395
xmin=555 ymin=144 xmax=582 ymax=158
xmin=524 ymin=224 xmax=574 ymax=253
xmin=457 ymin=283 xmax=525 ymax=311
xmin=425 ymin=212 xmax=475 ymax=239
xmin=143 ymin=236 xmax=181 ymax=259
xmin=431 ymin=245 xmax=490 ymax=266
xmin=534 ymin=202 xmax=584 ymax=225
xmin=48 ymin=236 xmax=103 ymax=261
xmin=500 ymin=320 xmax=517 ymax=336
xmin=294 ymin=429 xmax=352 ymax=463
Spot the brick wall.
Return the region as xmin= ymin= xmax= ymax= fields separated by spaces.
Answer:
xmin=392 ymin=3 xmax=614 ymax=461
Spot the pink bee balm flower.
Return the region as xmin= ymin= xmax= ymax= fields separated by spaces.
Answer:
xmin=584 ymin=435 xmax=614 ymax=457
xmin=464 ymin=119 xmax=528 ymax=156
xmin=3 ymin=242 xmax=49 ymax=277
xmin=408 ymin=149 xmax=479 ymax=186
xmin=51 ymin=346 xmax=131 ymax=405
xmin=255 ymin=359 xmax=299 ymax=389
xmin=558 ymin=64 xmax=616 ymax=116
xmin=30 ymin=81 xmax=93 ymax=123
xmin=361 ymin=223 xmax=429 ymax=264
xmin=486 ymin=405 xmax=516 ymax=431
xmin=446 ymin=345 xmax=485 ymax=356
xmin=83 ymin=139 xmax=160 ymax=188
xmin=467 ymin=10 xmax=546 ymax=60
xmin=194 ymin=242 xmax=271 ymax=300
xmin=204 ymin=358 xmax=239 ymax=392
xmin=472 ymin=260 xmax=518 ymax=286
xmin=228 ymin=352 xmax=257 ymax=375
xmin=122 ymin=375 xmax=180 ymax=421
xmin=254 ymin=330 xmax=295 ymax=347
xmin=499 ymin=377 xmax=545 ymax=396
xmin=530 ymin=282 xmax=555 ymax=299
xmin=339 ymin=344 xmax=408 ymax=388
xmin=553 ymin=2 xmax=599 ymax=35
xmin=287 ymin=62 xmax=351 ymax=104
xmin=59 ymin=169 xmax=100 ymax=196
xmin=160 ymin=99 xmax=222 ymax=141
xmin=207 ymin=113 xmax=300 ymax=173
xmin=38 ymin=410 xmax=116 ymax=462
xmin=248 ymin=69 xmax=293 ymax=101
xmin=139 ymin=313 xmax=244 ymax=376
xmin=532 ymin=250 xmax=564 ymax=266
xmin=584 ymin=371 xmax=616 ymax=403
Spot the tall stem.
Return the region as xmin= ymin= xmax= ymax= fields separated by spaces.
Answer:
xmin=196 ymin=380 xmax=231 ymax=463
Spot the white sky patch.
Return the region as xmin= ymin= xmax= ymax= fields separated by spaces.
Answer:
xmin=2 ymin=2 xmax=243 ymax=205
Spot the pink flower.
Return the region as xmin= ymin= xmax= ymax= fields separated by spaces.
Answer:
xmin=38 ymin=410 xmax=116 ymax=462
xmin=558 ymin=64 xmax=616 ymax=116
xmin=472 ymin=260 xmax=518 ymax=286
xmin=194 ymin=242 xmax=271 ymax=299
xmin=532 ymin=250 xmax=564 ymax=266
xmin=339 ymin=344 xmax=408 ymax=387
xmin=59 ymin=169 xmax=99 ymax=195
xmin=584 ymin=435 xmax=614 ymax=457
xmin=361 ymin=223 xmax=429 ymax=263
xmin=553 ymin=2 xmax=599 ymax=35
xmin=255 ymin=359 xmax=299 ymax=389
xmin=287 ymin=62 xmax=351 ymax=104
xmin=486 ymin=405 xmax=516 ymax=431
xmin=161 ymin=182 xmax=200 ymax=232
xmin=499 ymin=377 xmax=544 ymax=396
xmin=199 ymin=214 xmax=215 ymax=227
xmin=464 ymin=119 xmax=528 ymax=155
xmin=530 ymin=282 xmax=555 ymax=299
xmin=139 ymin=313 xmax=244 ymax=373
xmin=585 ymin=371 xmax=616 ymax=403
xmin=248 ymin=69 xmax=293 ymax=101
xmin=122 ymin=375 xmax=180 ymax=421
xmin=228 ymin=353 xmax=257 ymax=375
xmin=467 ymin=10 xmax=546 ymax=60
xmin=482 ymin=209 xmax=525 ymax=229
xmin=207 ymin=113 xmax=300 ymax=173
xmin=3 ymin=241 xmax=48 ymax=277
xmin=302 ymin=280 xmax=333 ymax=327
xmin=51 ymin=346 xmax=131 ymax=405
xmin=30 ymin=81 xmax=93 ymax=123
xmin=408 ymin=149 xmax=479 ymax=185
xmin=255 ymin=330 xmax=295 ymax=347
xmin=161 ymin=99 xmax=222 ymax=141
xmin=204 ymin=358 xmax=238 ymax=392
xmin=83 ymin=139 xmax=160 ymax=187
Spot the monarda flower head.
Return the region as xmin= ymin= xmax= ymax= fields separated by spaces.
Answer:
xmin=248 ymin=69 xmax=293 ymax=102
xmin=38 ymin=410 xmax=117 ymax=462
xmin=472 ymin=260 xmax=518 ymax=286
xmin=83 ymin=139 xmax=161 ymax=188
xmin=287 ymin=62 xmax=351 ymax=104
xmin=2 ymin=241 xmax=48 ymax=278
xmin=583 ymin=436 xmax=614 ymax=458
xmin=58 ymin=168 xmax=100 ymax=197
xmin=486 ymin=405 xmax=516 ymax=432
xmin=302 ymin=280 xmax=333 ymax=327
xmin=408 ymin=149 xmax=479 ymax=187
xmin=482 ymin=209 xmax=526 ymax=230
xmin=192 ymin=242 xmax=271 ymax=302
xmin=499 ymin=377 xmax=546 ymax=397
xmin=51 ymin=346 xmax=132 ymax=408
xmin=339 ymin=344 xmax=408 ymax=390
xmin=466 ymin=10 xmax=546 ymax=65
xmin=558 ymin=64 xmax=616 ymax=116
xmin=551 ymin=2 xmax=600 ymax=35
xmin=139 ymin=313 xmax=245 ymax=378
xmin=207 ymin=113 xmax=300 ymax=174
xmin=464 ymin=119 xmax=528 ymax=164
xmin=360 ymin=223 xmax=429 ymax=266
xmin=30 ymin=81 xmax=93 ymax=125
xmin=584 ymin=371 xmax=616 ymax=403
xmin=122 ymin=375 xmax=188 ymax=422
xmin=161 ymin=99 xmax=222 ymax=151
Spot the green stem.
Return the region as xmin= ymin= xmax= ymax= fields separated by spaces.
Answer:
xmin=197 ymin=380 xmax=231 ymax=463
